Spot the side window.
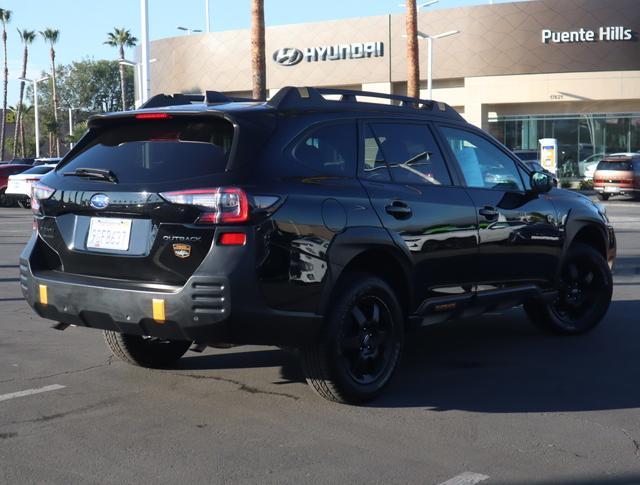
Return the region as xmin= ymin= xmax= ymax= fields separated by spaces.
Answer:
xmin=366 ymin=123 xmax=451 ymax=185
xmin=440 ymin=126 xmax=524 ymax=191
xmin=291 ymin=122 xmax=356 ymax=176
xmin=362 ymin=125 xmax=391 ymax=182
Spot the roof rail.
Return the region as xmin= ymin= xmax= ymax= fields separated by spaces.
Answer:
xmin=268 ymin=86 xmax=451 ymax=113
xmin=140 ymin=90 xmax=257 ymax=109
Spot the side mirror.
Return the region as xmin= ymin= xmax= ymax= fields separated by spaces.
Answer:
xmin=530 ymin=171 xmax=553 ymax=194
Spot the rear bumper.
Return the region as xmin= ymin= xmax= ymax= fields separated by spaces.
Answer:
xmin=594 ymin=185 xmax=639 ymax=193
xmin=20 ymin=235 xmax=323 ymax=346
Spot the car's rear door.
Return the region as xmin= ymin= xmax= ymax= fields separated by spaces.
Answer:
xmin=358 ymin=119 xmax=478 ymax=307
xmin=435 ymin=124 xmax=562 ymax=288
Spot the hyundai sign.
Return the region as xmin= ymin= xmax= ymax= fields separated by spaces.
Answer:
xmin=273 ymin=42 xmax=384 ymax=66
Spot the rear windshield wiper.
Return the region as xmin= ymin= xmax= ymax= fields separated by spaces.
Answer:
xmin=63 ymin=167 xmax=118 ymax=183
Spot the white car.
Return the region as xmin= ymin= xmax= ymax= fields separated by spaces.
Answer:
xmin=5 ymin=164 xmax=57 ymax=207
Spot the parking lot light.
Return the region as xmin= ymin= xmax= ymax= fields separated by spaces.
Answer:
xmin=17 ymin=76 xmax=50 ymax=158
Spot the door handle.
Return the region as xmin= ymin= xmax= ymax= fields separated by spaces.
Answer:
xmin=385 ymin=201 xmax=412 ymax=219
xmin=478 ymin=206 xmax=499 ymax=220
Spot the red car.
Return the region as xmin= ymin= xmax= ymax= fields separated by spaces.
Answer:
xmin=0 ymin=164 xmax=31 ymax=206
xmin=593 ymin=154 xmax=640 ymax=201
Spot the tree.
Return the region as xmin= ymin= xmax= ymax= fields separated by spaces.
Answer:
xmin=13 ymin=29 xmax=36 ymax=158
xmin=40 ymin=28 xmax=60 ymax=157
xmin=251 ymin=0 xmax=266 ymax=100
xmin=406 ymin=0 xmax=420 ymax=99
xmin=0 ymin=9 xmax=12 ymax=160
xmin=104 ymin=28 xmax=137 ymax=111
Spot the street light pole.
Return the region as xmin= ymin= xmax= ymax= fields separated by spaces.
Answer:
xmin=19 ymin=76 xmax=49 ymax=158
xmin=205 ymin=0 xmax=211 ymax=32
xmin=140 ymin=0 xmax=150 ymax=103
xmin=121 ymin=58 xmax=156 ymax=108
xmin=417 ymin=30 xmax=459 ymax=99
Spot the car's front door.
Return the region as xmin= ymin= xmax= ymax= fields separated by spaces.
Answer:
xmin=436 ymin=124 xmax=563 ymax=288
xmin=358 ymin=120 xmax=479 ymax=306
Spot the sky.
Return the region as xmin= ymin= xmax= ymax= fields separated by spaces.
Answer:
xmin=2 ymin=0 xmax=526 ymax=104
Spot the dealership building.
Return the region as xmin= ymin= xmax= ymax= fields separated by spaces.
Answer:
xmin=143 ymin=0 xmax=640 ymax=177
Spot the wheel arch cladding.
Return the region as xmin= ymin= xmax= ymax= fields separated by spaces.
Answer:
xmin=569 ymin=223 xmax=608 ymax=259
xmin=327 ymin=245 xmax=413 ymax=321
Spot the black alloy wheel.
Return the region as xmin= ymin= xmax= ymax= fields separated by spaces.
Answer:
xmin=340 ymin=295 xmax=396 ymax=386
xmin=524 ymin=243 xmax=612 ymax=334
xmin=301 ymin=273 xmax=404 ymax=404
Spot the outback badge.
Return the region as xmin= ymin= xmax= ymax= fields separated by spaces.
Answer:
xmin=172 ymin=243 xmax=191 ymax=259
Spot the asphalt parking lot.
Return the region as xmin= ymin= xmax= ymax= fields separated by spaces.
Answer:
xmin=1 ymin=199 xmax=639 ymax=485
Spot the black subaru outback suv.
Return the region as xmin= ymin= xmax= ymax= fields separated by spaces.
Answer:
xmin=21 ymin=87 xmax=616 ymax=404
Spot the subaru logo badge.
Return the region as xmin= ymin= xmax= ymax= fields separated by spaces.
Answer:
xmin=272 ymin=47 xmax=304 ymax=66
xmin=90 ymin=194 xmax=110 ymax=210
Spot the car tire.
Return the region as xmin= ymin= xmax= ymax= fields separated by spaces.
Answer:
xmin=0 ymin=188 xmax=8 ymax=207
xmin=524 ymin=243 xmax=612 ymax=335
xmin=300 ymin=273 xmax=404 ymax=404
xmin=103 ymin=331 xmax=191 ymax=368
xmin=597 ymin=193 xmax=610 ymax=201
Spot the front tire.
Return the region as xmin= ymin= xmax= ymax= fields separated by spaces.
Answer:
xmin=103 ymin=331 xmax=191 ymax=368
xmin=597 ymin=193 xmax=610 ymax=201
xmin=300 ymin=273 xmax=404 ymax=404
xmin=524 ymin=243 xmax=612 ymax=334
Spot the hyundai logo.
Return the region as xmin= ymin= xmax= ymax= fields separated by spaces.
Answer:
xmin=90 ymin=194 xmax=110 ymax=210
xmin=272 ymin=47 xmax=304 ymax=66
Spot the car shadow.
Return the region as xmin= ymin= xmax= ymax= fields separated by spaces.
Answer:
xmin=373 ymin=300 xmax=640 ymax=410
xmin=173 ymin=300 xmax=640 ymax=412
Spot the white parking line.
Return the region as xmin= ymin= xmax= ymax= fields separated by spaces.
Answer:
xmin=0 ymin=384 xmax=66 ymax=403
xmin=437 ymin=472 xmax=490 ymax=485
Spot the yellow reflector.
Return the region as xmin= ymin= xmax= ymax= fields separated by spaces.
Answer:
xmin=39 ymin=285 xmax=48 ymax=305
xmin=152 ymin=299 xmax=166 ymax=323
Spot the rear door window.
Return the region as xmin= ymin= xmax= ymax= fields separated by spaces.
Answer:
xmin=363 ymin=122 xmax=451 ymax=185
xmin=57 ymin=117 xmax=234 ymax=184
xmin=291 ymin=122 xmax=357 ymax=177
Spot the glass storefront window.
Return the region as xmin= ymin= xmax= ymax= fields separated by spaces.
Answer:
xmin=488 ymin=113 xmax=640 ymax=177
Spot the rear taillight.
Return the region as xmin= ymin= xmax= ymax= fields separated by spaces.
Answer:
xmin=31 ymin=183 xmax=55 ymax=214
xmin=159 ymin=187 xmax=249 ymax=224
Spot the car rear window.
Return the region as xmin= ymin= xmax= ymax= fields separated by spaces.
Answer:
xmin=596 ymin=160 xmax=633 ymax=171
xmin=58 ymin=117 xmax=234 ymax=183
xmin=22 ymin=165 xmax=54 ymax=175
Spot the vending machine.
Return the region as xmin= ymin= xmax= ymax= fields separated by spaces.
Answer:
xmin=539 ymin=138 xmax=557 ymax=175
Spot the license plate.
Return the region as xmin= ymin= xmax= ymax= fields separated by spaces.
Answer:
xmin=604 ymin=186 xmax=620 ymax=193
xmin=87 ymin=218 xmax=132 ymax=251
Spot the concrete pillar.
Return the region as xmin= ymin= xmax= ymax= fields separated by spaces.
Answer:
xmin=463 ymin=103 xmax=489 ymax=130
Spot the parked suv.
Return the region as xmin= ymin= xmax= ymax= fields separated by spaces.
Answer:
xmin=20 ymin=87 xmax=616 ymax=404
xmin=593 ymin=153 xmax=640 ymax=201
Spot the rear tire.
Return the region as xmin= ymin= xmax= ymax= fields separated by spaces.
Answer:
xmin=0 ymin=188 xmax=10 ymax=207
xmin=300 ymin=273 xmax=404 ymax=404
xmin=597 ymin=193 xmax=610 ymax=201
xmin=524 ymin=243 xmax=612 ymax=335
xmin=103 ymin=331 xmax=191 ymax=368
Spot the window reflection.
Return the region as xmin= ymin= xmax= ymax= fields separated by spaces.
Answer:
xmin=488 ymin=113 xmax=640 ymax=178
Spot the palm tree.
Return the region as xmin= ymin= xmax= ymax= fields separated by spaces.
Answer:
xmin=250 ymin=0 xmax=266 ymax=100
xmin=104 ymin=28 xmax=138 ymax=111
xmin=13 ymin=29 xmax=36 ymax=158
xmin=406 ymin=0 xmax=420 ymax=99
xmin=0 ymin=9 xmax=12 ymax=161
xmin=40 ymin=28 xmax=60 ymax=157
